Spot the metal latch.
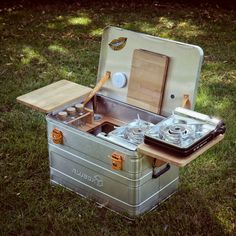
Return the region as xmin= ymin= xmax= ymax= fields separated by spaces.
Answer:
xmin=111 ymin=153 xmax=123 ymax=170
xmin=51 ymin=128 xmax=63 ymax=144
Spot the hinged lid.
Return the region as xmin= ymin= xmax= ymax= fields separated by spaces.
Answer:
xmin=17 ymin=80 xmax=92 ymax=113
xmin=97 ymin=26 xmax=204 ymax=116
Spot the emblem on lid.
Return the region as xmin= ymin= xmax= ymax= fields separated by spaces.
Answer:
xmin=109 ymin=37 xmax=127 ymax=51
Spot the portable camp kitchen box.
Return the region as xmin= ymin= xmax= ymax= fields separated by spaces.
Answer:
xmin=17 ymin=26 xmax=224 ymax=217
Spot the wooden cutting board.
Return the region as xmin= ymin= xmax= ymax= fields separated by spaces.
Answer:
xmin=127 ymin=49 xmax=169 ymax=113
xmin=17 ymin=80 xmax=92 ymax=113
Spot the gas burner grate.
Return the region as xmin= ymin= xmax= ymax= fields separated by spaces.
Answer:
xmin=109 ymin=117 xmax=154 ymax=145
xmin=159 ymin=124 xmax=195 ymax=146
xmin=144 ymin=107 xmax=226 ymax=156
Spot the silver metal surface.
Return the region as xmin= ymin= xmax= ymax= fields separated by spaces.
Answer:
xmin=47 ymin=127 xmax=179 ymax=216
xmin=96 ymin=95 xmax=163 ymax=123
xmin=98 ymin=118 xmax=154 ymax=150
xmin=97 ymin=26 xmax=203 ymax=116
xmin=97 ymin=133 xmax=137 ymax=151
xmin=145 ymin=107 xmax=221 ymax=149
xmin=46 ymin=98 xmax=179 ymax=216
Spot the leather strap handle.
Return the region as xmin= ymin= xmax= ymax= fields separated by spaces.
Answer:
xmin=182 ymin=94 xmax=191 ymax=109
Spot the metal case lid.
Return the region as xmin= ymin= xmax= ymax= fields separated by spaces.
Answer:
xmin=97 ymin=26 xmax=204 ymax=116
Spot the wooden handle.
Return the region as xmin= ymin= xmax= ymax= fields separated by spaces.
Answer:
xmin=83 ymin=71 xmax=111 ymax=105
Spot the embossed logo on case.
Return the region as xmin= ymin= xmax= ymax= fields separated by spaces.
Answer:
xmin=72 ymin=169 xmax=103 ymax=187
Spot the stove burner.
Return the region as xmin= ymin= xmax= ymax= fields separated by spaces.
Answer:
xmin=159 ymin=124 xmax=194 ymax=145
xmin=144 ymin=108 xmax=226 ymax=153
xmin=168 ymin=124 xmax=188 ymax=134
xmin=127 ymin=125 xmax=150 ymax=145
xmin=109 ymin=118 xmax=154 ymax=146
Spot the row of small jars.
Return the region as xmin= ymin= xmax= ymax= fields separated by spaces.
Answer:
xmin=57 ymin=103 xmax=84 ymax=121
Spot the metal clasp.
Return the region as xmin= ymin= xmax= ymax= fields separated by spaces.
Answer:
xmin=51 ymin=128 xmax=63 ymax=144
xmin=111 ymin=153 xmax=123 ymax=170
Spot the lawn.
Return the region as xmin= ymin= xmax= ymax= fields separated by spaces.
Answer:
xmin=0 ymin=1 xmax=235 ymax=235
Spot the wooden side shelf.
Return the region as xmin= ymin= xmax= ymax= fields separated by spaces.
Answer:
xmin=77 ymin=116 xmax=126 ymax=132
xmin=17 ymin=80 xmax=92 ymax=113
xmin=138 ymin=135 xmax=224 ymax=167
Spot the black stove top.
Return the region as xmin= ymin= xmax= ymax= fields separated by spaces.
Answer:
xmin=144 ymin=107 xmax=225 ymax=156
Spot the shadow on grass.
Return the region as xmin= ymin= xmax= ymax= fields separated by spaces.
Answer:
xmin=136 ymin=189 xmax=230 ymax=235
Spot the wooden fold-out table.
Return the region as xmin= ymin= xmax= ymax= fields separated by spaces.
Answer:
xmin=17 ymin=80 xmax=92 ymax=113
xmin=138 ymin=135 xmax=224 ymax=167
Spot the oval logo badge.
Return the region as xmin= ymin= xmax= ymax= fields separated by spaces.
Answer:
xmin=109 ymin=37 xmax=127 ymax=51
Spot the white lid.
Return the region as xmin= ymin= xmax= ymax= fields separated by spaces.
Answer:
xmin=111 ymin=72 xmax=127 ymax=88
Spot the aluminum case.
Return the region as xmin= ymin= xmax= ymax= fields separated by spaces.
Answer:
xmin=47 ymin=96 xmax=179 ymax=216
xmin=46 ymin=26 xmax=204 ymax=216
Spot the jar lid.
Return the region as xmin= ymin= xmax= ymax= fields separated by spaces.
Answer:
xmin=66 ymin=107 xmax=76 ymax=115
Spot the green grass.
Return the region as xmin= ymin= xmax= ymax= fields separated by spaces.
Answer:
xmin=0 ymin=2 xmax=235 ymax=235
